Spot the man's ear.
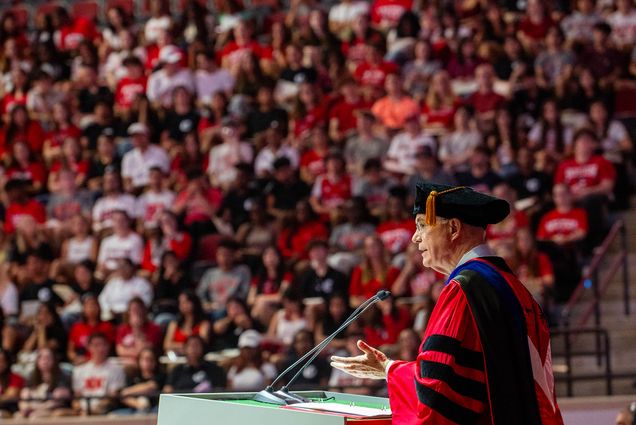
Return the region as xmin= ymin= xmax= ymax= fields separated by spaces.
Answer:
xmin=448 ymin=218 xmax=462 ymax=242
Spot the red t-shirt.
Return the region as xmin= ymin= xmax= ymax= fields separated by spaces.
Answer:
xmin=364 ymin=306 xmax=411 ymax=346
xmin=50 ymin=159 xmax=90 ymax=178
xmin=486 ymin=210 xmax=529 ymax=242
xmin=376 ymin=219 xmax=416 ymax=255
xmin=6 ymin=162 xmax=47 ymax=187
xmin=292 ymin=104 xmax=327 ymax=138
xmin=537 ymin=208 xmax=589 ymax=240
xmin=115 ymin=76 xmax=148 ymax=109
xmin=313 ymin=174 xmax=352 ymax=209
xmin=57 ymin=17 xmax=98 ymax=51
xmin=350 ymin=266 xmax=400 ymax=299
xmin=518 ymin=16 xmax=555 ymax=41
xmin=4 ymin=199 xmax=46 ymax=233
xmin=0 ymin=121 xmax=46 ymax=157
xmin=46 ymin=125 xmax=82 ymax=149
xmin=300 ymin=149 xmax=327 ymax=178
xmin=251 ymin=271 xmax=294 ymax=295
xmin=218 ymin=40 xmax=273 ymax=66
xmin=116 ymin=322 xmax=163 ymax=348
xmin=277 ymin=220 xmax=329 ymax=260
xmin=468 ymin=91 xmax=506 ymax=114
xmin=141 ymin=233 xmax=192 ymax=273
xmin=554 ymin=155 xmax=616 ymax=191
xmin=329 ymin=98 xmax=372 ymax=134
xmin=354 ymin=61 xmax=399 ymax=88
xmin=0 ymin=372 xmax=24 ymax=395
xmin=172 ymin=321 xmax=205 ymax=344
xmin=370 ymin=0 xmax=413 ymax=26
xmin=0 ymin=92 xmax=27 ymax=116
xmin=421 ymin=101 xmax=459 ymax=129
xmin=69 ymin=321 xmax=116 ymax=355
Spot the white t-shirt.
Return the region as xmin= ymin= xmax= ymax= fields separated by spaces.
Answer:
xmin=227 ymin=363 xmax=277 ymax=391
xmin=136 ymin=189 xmax=175 ymax=228
xmin=0 ymin=282 xmax=19 ymax=316
xmin=608 ymin=10 xmax=636 ymax=47
xmin=66 ymin=236 xmax=95 ymax=264
xmin=144 ymin=16 xmax=172 ymax=44
xmin=147 ymin=68 xmax=195 ymax=108
xmin=438 ymin=130 xmax=482 ymax=171
xmin=97 ymin=232 xmax=144 ymax=271
xmin=386 ymin=131 xmax=436 ymax=174
xmin=254 ymin=145 xmax=300 ymax=177
xmin=195 ymin=68 xmax=235 ymax=104
xmin=92 ymin=194 xmax=138 ymax=233
xmin=328 ymin=1 xmax=370 ymax=25
xmin=207 ymin=142 xmax=254 ymax=187
xmin=72 ymin=359 xmax=126 ymax=398
xmin=98 ymin=275 xmax=153 ymax=315
xmin=600 ymin=120 xmax=630 ymax=164
xmin=121 ymin=145 xmax=170 ymax=189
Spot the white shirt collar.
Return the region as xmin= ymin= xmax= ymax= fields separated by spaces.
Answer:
xmin=457 ymin=243 xmax=493 ymax=268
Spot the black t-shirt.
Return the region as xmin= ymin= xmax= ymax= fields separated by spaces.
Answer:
xmin=77 ymin=87 xmax=114 ymax=115
xmin=126 ymin=371 xmax=166 ymax=407
xmin=246 ymin=108 xmax=288 ymax=138
xmin=281 ymin=354 xmax=330 ymax=388
xmin=264 ymin=179 xmax=310 ymax=212
xmin=295 ymin=267 xmax=348 ymax=301
xmin=87 ymin=156 xmax=121 ymax=181
xmin=166 ymin=361 xmax=226 ymax=392
xmin=508 ymin=170 xmax=552 ymax=200
xmin=455 ymin=170 xmax=503 ymax=193
xmin=220 ymin=185 xmax=261 ymax=231
xmin=82 ymin=121 xmax=127 ymax=151
xmin=20 ymin=278 xmax=64 ymax=307
xmin=163 ymin=111 xmax=200 ymax=142
xmin=280 ymin=67 xmax=317 ymax=84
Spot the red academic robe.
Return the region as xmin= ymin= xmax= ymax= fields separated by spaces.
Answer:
xmin=387 ymin=257 xmax=563 ymax=425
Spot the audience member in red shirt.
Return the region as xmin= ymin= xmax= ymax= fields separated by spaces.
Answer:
xmin=290 ymin=83 xmax=327 ymax=139
xmin=349 ymin=235 xmax=400 ymax=306
xmin=353 ymin=44 xmax=398 ymax=90
xmin=486 ymin=182 xmax=530 ymax=246
xmin=141 ymin=211 xmax=192 ymax=274
xmin=4 ymin=179 xmax=46 ymax=234
xmin=0 ymin=105 xmax=46 ymax=158
xmin=300 ymin=127 xmax=330 ymax=184
xmin=67 ymin=295 xmax=116 ymax=365
xmin=310 ymin=151 xmax=353 ymax=221
xmin=115 ymin=56 xmax=147 ymax=112
xmin=376 ymin=187 xmax=416 ymax=256
xmin=115 ymin=298 xmax=163 ymax=365
xmin=421 ymin=70 xmax=460 ymax=130
xmin=363 ymin=297 xmax=411 ymax=347
xmin=537 ymin=184 xmax=588 ymax=245
xmin=48 ymin=137 xmax=90 ymax=193
xmin=467 ymin=64 xmax=506 ymax=124
xmin=219 ymin=21 xmax=273 ymax=70
xmin=328 ymin=78 xmax=371 ymax=144
xmin=516 ymin=0 xmax=555 ymax=52
xmin=277 ymin=200 xmax=329 ymax=263
xmin=370 ymin=0 xmax=413 ymax=29
xmin=43 ymin=103 xmax=81 ymax=165
xmin=554 ymin=129 xmax=616 ymax=201
xmin=163 ymin=291 xmax=212 ymax=355
xmin=5 ymin=142 xmax=47 ymax=192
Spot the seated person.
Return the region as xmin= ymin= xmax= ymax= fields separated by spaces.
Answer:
xmin=537 ymin=184 xmax=588 ymax=247
xmin=67 ymin=294 xmax=115 ymax=365
xmin=95 ymin=211 xmax=143 ymax=279
xmin=278 ymin=329 xmax=330 ymax=388
xmin=212 ymin=297 xmax=256 ymax=351
xmin=20 ymin=303 xmax=67 ymax=362
xmin=17 ymin=347 xmax=72 ymax=419
xmin=267 ymin=289 xmax=309 ymax=347
xmin=196 ymin=239 xmax=251 ymax=316
xmin=349 ymin=235 xmax=400 ymax=307
xmin=164 ymin=291 xmax=211 ymax=355
xmin=163 ymin=335 xmax=226 ymax=393
xmin=120 ymin=348 xmax=165 ymax=413
xmin=115 ymin=298 xmax=162 ymax=365
xmin=227 ymin=330 xmax=276 ymax=391
xmin=98 ymin=259 xmax=153 ymax=320
xmin=72 ymin=332 xmax=126 ymax=415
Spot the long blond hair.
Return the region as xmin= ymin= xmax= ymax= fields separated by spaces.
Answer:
xmin=425 ymin=70 xmax=455 ymax=111
xmin=360 ymin=235 xmax=392 ymax=284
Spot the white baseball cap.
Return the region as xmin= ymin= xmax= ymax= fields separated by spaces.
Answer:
xmin=238 ymin=330 xmax=262 ymax=348
xmin=159 ymin=45 xmax=182 ymax=64
xmin=128 ymin=122 xmax=149 ymax=135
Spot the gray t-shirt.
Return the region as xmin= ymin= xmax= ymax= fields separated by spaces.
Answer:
xmin=196 ymin=265 xmax=251 ymax=306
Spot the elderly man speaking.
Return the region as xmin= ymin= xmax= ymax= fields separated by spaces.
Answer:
xmin=331 ymin=183 xmax=564 ymax=425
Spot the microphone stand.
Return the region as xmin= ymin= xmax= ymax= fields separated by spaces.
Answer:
xmin=253 ymin=291 xmax=390 ymax=405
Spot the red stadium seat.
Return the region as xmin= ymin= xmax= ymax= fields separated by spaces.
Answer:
xmin=106 ymin=0 xmax=135 ymax=16
xmin=71 ymin=0 xmax=100 ymax=21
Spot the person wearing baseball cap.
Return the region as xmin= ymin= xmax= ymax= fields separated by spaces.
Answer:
xmin=146 ymin=45 xmax=195 ymax=108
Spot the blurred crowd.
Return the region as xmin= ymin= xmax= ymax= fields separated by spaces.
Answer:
xmin=0 ymin=0 xmax=633 ymax=418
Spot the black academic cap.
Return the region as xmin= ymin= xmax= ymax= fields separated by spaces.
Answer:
xmin=413 ymin=182 xmax=510 ymax=228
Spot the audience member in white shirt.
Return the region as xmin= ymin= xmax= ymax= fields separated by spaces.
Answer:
xmin=384 ymin=114 xmax=436 ymax=175
xmin=136 ymin=167 xmax=175 ymax=230
xmin=98 ymin=258 xmax=153 ymax=318
xmin=92 ymin=170 xmax=137 ymax=233
xmin=208 ymin=119 xmax=254 ymax=190
xmin=146 ymin=45 xmax=195 ymax=108
xmin=328 ymin=0 xmax=369 ymax=39
xmin=194 ymin=50 xmax=235 ymax=106
xmin=96 ymin=211 xmax=144 ymax=278
xmin=121 ymin=123 xmax=170 ymax=192
xmin=253 ymin=124 xmax=299 ymax=178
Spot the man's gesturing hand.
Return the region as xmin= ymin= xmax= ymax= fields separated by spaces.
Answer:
xmin=330 ymin=340 xmax=390 ymax=380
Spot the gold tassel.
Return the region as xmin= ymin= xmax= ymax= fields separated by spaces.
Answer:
xmin=424 ymin=187 xmax=466 ymax=225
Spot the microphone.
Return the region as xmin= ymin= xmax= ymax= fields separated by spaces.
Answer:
xmin=253 ymin=290 xmax=391 ymax=405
